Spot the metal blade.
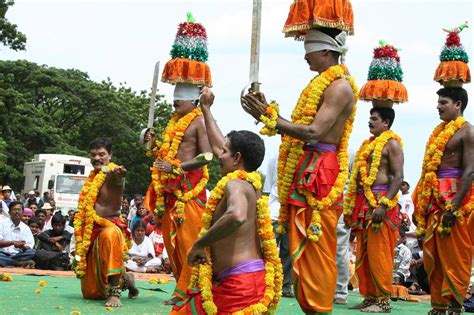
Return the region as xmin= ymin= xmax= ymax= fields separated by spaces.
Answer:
xmin=249 ymin=0 xmax=262 ymax=85
xmin=147 ymin=61 xmax=160 ymax=128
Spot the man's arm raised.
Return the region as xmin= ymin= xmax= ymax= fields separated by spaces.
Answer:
xmin=241 ymin=79 xmax=353 ymax=143
xmin=200 ymin=87 xmax=225 ymax=156
xmin=187 ymin=181 xmax=248 ymax=266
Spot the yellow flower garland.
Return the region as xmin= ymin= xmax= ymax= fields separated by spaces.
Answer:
xmin=275 ymin=64 xmax=358 ymax=242
xmin=189 ymin=170 xmax=283 ymax=315
xmin=150 ymin=107 xmax=209 ymax=223
xmin=73 ymin=162 xmax=129 ymax=278
xmin=259 ymin=102 xmax=280 ymax=136
xmin=343 ymin=130 xmax=402 ymax=232
xmin=414 ymin=117 xmax=467 ymax=237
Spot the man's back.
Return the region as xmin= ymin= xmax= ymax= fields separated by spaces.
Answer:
xmin=210 ymin=180 xmax=262 ymax=274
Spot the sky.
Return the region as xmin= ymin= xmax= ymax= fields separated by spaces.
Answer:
xmin=3 ymin=0 xmax=473 ymax=187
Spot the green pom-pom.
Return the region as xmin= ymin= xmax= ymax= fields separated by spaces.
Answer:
xmin=186 ymin=12 xmax=196 ymax=23
xmin=170 ymin=45 xmax=208 ymax=62
xmin=367 ymin=64 xmax=403 ymax=82
xmin=440 ymin=48 xmax=469 ymax=63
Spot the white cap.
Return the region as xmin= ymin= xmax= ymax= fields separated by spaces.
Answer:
xmin=173 ymin=83 xmax=200 ymax=101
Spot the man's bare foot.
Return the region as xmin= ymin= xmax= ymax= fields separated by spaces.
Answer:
xmin=350 ymin=298 xmax=374 ymax=309
xmin=105 ymin=295 xmax=122 ymax=307
xmin=163 ymin=296 xmax=181 ymax=305
xmin=123 ymin=272 xmax=139 ymax=299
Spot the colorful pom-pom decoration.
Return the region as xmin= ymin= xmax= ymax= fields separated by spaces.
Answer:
xmin=282 ymin=0 xmax=354 ymax=40
xmin=359 ymin=40 xmax=408 ymax=105
xmin=434 ymin=21 xmax=470 ymax=87
xmin=162 ymin=12 xmax=212 ymax=87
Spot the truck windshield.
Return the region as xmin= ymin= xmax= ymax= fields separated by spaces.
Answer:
xmin=55 ymin=175 xmax=87 ymax=194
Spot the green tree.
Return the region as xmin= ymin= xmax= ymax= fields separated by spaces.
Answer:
xmin=0 ymin=60 xmax=172 ymax=194
xmin=0 ymin=0 xmax=27 ymax=51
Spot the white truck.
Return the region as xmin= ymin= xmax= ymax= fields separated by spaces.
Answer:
xmin=23 ymin=154 xmax=93 ymax=212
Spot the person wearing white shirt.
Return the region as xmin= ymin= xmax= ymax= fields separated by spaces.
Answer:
xmin=264 ymin=154 xmax=294 ymax=297
xmin=125 ymin=220 xmax=162 ymax=273
xmin=0 ymin=201 xmax=36 ymax=267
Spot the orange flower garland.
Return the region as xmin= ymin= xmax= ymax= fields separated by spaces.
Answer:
xmin=259 ymin=102 xmax=280 ymax=136
xmin=275 ymin=64 xmax=358 ymax=242
xmin=150 ymin=107 xmax=209 ymax=223
xmin=343 ymin=130 xmax=402 ymax=231
xmin=414 ymin=116 xmax=467 ymax=237
xmin=189 ymin=170 xmax=283 ymax=314
xmin=73 ymin=163 xmax=129 ymax=278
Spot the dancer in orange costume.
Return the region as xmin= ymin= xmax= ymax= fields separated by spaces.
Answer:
xmin=74 ymin=138 xmax=139 ymax=308
xmin=241 ymin=27 xmax=358 ymax=313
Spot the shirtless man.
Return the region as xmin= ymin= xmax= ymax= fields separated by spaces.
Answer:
xmin=413 ymin=87 xmax=473 ymax=315
xmin=75 ymin=138 xmax=138 ymax=307
xmin=143 ymin=83 xmax=212 ymax=305
xmin=241 ymin=27 xmax=358 ymax=313
xmin=171 ymin=87 xmax=275 ymax=314
xmin=343 ymin=107 xmax=404 ymax=312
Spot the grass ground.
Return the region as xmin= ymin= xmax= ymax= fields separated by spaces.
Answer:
xmin=0 ymin=268 xmax=433 ymax=315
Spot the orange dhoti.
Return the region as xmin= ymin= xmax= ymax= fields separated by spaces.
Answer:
xmin=144 ymin=169 xmax=206 ymax=300
xmin=287 ymin=146 xmax=343 ymax=313
xmin=422 ymin=176 xmax=473 ymax=310
xmin=81 ymin=223 xmax=127 ymax=299
xmin=351 ymin=188 xmax=399 ymax=301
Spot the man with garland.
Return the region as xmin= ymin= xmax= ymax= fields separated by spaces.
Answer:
xmin=413 ymin=23 xmax=473 ymax=315
xmin=413 ymin=88 xmax=473 ymax=315
xmin=144 ymin=13 xmax=214 ymax=305
xmin=74 ymin=138 xmax=139 ymax=307
xmin=343 ymin=107 xmax=404 ymax=313
xmin=171 ymin=87 xmax=281 ymax=314
xmin=144 ymin=83 xmax=212 ymax=305
xmin=241 ymin=26 xmax=357 ymax=313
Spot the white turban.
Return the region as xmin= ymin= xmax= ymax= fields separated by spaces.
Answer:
xmin=304 ymin=29 xmax=348 ymax=61
xmin=173 ymin=83 xmax=200 ymax=101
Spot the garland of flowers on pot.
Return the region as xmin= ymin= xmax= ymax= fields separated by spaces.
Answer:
xmin=343 ymin=130 xmax=402 ymax=231
xmin=150 ymin=107 xmax=209 ymax=223
xmin=275 ymin=64 xmax=358 ymax=242
xmin=73 ymin=162 xmax=129 ymax=278
xmin=414 ymin=116 xmax=470 ymax=236
xmin=189 ymin=170 xmax=283 ymax=315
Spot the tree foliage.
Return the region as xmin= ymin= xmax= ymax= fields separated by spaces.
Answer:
xmin=0 ymin=0 xmax=27 ymax=51
xmin=0 ymin=60 xmax=176 ymax=195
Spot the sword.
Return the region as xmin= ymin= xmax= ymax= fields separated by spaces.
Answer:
xmin=249 ymin=0 xmax=262 ymax=93
xmin=140 ymin=61 xmax=160 ymax=149
xmin=241 ymin=0 xmax=263 ymax=124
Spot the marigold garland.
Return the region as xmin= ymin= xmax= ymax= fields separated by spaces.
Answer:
xmin=73 ymin=162 xmax=129 ymax=278
xmin=275 ymin=64 xmax=358 ymax=242
xmin=189 ymin=170 xmax=283 ymax=314
xmin=343 ymin=130 xmax=402 ymax=232
xmin=259 ymin=102 xmax=280 ymax=136
xmin=413 ymin=117 xmax=467 ymax=237
xmin=149 ymin=107 xmax=209 ymax=223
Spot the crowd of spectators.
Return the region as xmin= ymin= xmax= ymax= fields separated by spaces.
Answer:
xmin=0 ymin=185 xmax=168 ymax=274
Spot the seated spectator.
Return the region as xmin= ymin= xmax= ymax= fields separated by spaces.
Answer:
xmin=22 ymin=208 xmax=34 ymax=224
xmin=35 ymin=208 xmax=47 ymax=225
xmin=1 ymin=185 xmax=14 ymax=207
xmin=35 ymin=212 xmax=72 ymax=270
xmin=407 ymin=237 xmax=429 ymax=295
xmin=395 ymin=228 xmax=412 ymax=286
xmin=0 ymin=201 xmax=36 ymax=268
xmin=29 ymin=203 xmax=39 ymax=214
xmin=40 ymin=202 xmax=54 ymax=231
xmin=146 ymin=220 xmax=170 ymax=273
xmin=67 ymin=210 xmax=76 ymax=229
xmin=28 ymin=217 xmax=43 ymax=249
xmin=125 ymin=220 xmax=162 ymax=273
xmin=130 ymin=202 xmax=147 ymax=229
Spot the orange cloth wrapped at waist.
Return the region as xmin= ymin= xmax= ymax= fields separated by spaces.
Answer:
xmin=172 ymin=267 xmax=266 ymax=314
xmin=89 ymin=216 xmax=130 ymax=252
xmin=427 ymin=176 xmax=473 ymax=216
xmin=351 ymin=187 xmax=400 ymax=231
xmin=288 ymin=145 xmax=342 ymax=210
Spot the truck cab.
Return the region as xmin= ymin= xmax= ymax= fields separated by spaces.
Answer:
xmin=23 ymin=154 xmax=93 ymax=212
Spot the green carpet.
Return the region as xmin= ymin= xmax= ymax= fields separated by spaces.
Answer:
xmin=0 ymin=274 xmax=431 ymax=314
